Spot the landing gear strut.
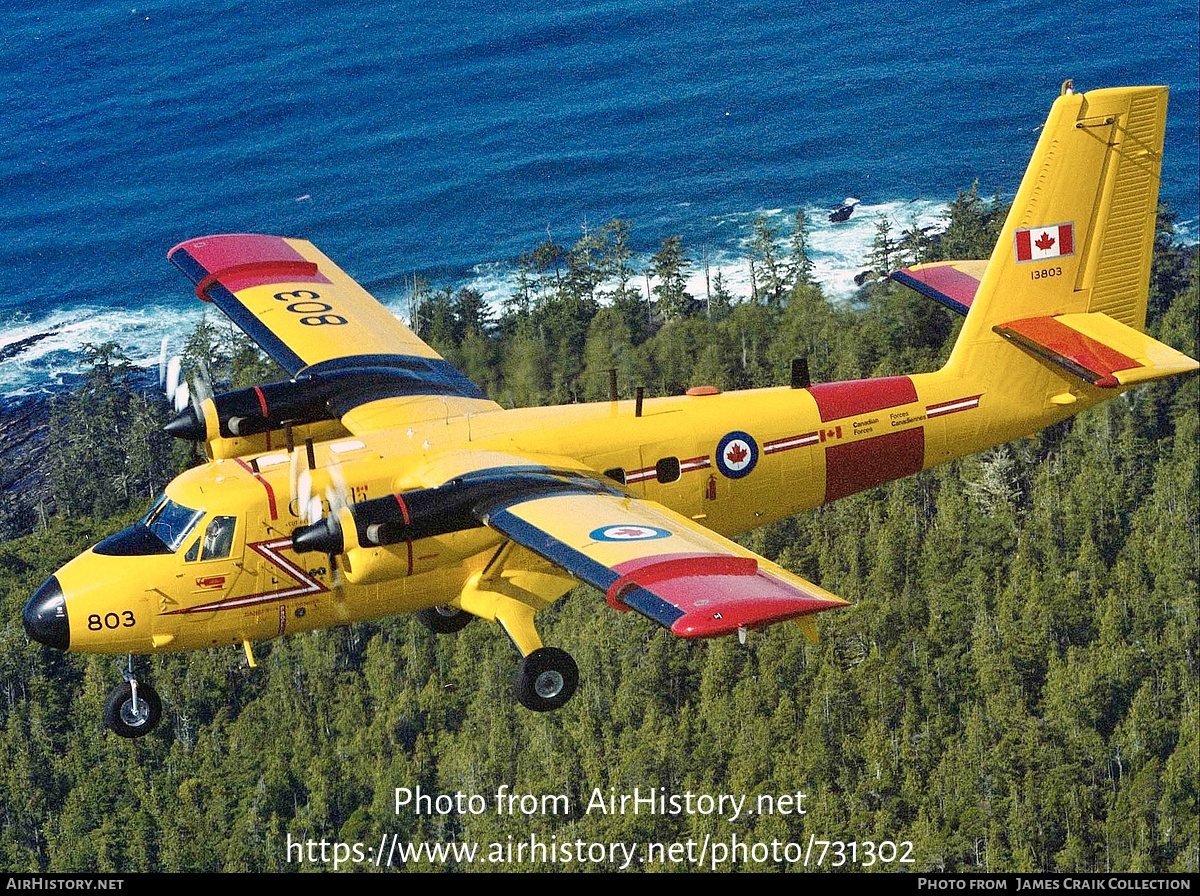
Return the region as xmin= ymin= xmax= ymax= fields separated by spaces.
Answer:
xmin=513 ymin=647 xmax=578 ymax=712
xmin=104 ymin=659 xmax=162 ymax=738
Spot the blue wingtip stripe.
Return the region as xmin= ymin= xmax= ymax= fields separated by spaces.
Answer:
xmin=170 ymin=247 xmax=307 ymax=373
xmin=889 ymin=269 xmax=971 ymax=316
xmin=619 ymin=587 xmax=686 ymax=628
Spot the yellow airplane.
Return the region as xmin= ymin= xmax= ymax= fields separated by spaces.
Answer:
xmin=23 ymin=83 xmax=1197 ymax=737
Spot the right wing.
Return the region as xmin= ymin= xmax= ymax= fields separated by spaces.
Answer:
xmin=169 ymin=234 xmax=500 ymax=434
xmin=298 ymin=456 xmax=850 ymax=640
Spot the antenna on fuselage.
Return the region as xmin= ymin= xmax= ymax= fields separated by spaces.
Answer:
xmin=791 ymin=357 xmax=811 ymax=390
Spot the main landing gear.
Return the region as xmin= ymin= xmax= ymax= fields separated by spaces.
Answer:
xmin=104 ymin=658 xmax=162 ymax=738
xmin=514 ymin=647 xmax=578 ymax=712
xmin=418 ymin=587 xmax=581 ymax=713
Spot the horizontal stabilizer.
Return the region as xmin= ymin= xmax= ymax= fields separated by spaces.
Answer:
xmin=890 ymin=260 xmax=988 ymax=315
xmin=994 ymin=312 xmax=1198 ymax=388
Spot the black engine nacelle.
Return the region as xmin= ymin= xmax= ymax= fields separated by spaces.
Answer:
xmin=164 ymin=378 xmax=335 ymax=442
xmin=291 ymin=468 xmax=623 ymax=555
xmin=165 ymin=354 xmax=493 ymax=444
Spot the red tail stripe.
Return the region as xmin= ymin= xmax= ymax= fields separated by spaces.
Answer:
xmin=808 ymin=376 xmax=917 ymax=423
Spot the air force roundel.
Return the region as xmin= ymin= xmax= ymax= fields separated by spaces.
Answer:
xmin=715 ymin=430 xmax=758 ymax=479
xmin=590 ymin=525 xmax=672 ymax=542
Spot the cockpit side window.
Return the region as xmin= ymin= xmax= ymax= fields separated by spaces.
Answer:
xmin=201 ymin=516 xmax=236 ymax=561
xmin=183 ymin=516 xmax=237 ymax=562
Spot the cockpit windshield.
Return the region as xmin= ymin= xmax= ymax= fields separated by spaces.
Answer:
xmin=141 ymin=497 xmax=205 ymax=552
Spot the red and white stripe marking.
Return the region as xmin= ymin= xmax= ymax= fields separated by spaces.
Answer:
xmin=627 ymin=456 xmax=712 ymax=484
xmin=764 ymin=431 xmax=820 ymax=455
xmin=164 ymin=538 xmax=327 ymax=615
xmin=926 ymin=395 xmax=981 ymax=418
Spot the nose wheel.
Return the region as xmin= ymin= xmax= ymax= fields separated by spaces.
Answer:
xmin=104 ymin=665 xmax=162 ymax=738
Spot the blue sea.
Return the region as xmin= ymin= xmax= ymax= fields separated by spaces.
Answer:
xmin=1 ymin=0 xmax=1196 ymax=396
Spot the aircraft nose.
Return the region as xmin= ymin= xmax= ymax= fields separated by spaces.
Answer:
xmin=23 ymin=576 xmax=70 ymax=650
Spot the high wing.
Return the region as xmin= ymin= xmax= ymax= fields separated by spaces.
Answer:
xmin=292 ymin=452 xmax=849 ymax=640
xmin=168 ymin=234 xmax=500 ymax=432
xmin=469 ymin=471 xmax=849 ymax=638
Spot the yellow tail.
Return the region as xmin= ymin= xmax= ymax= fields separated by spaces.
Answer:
xmin=944 ymin=83 xmax=1194 ymax=413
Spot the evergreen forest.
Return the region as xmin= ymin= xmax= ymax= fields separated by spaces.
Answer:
xmin=0 ymin=190 xmax=1196 ymax=873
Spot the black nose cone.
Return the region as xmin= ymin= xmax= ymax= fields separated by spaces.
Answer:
xmin=23 ymin=576 xmax=69 ymax=650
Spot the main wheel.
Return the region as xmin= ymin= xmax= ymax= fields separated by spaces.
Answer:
xmin=416 ymin=605 xmax=473 ymax=634
xmin=514 ymin=647 xmax=578 ymax=712
xmin=104 ymin=681 xmax=162 ymax=738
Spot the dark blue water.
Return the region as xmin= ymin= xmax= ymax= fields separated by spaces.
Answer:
xmin=1 ymin=0 xmax=1196 ymax=394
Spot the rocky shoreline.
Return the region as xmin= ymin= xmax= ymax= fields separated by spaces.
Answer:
xmin=0 ymin=391 xmax=54 ymax=537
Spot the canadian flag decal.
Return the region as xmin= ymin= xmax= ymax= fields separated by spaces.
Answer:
xmin=1014 ymin=223 xmax=1075 ymax=263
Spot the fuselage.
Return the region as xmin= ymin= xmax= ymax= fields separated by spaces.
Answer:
xmin=27 ymin=360 xmax=1094 ymax=657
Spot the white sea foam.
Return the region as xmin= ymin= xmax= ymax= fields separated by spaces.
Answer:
xmin=0 ymin=304 xmax=204 ymax=397
xmin=447 ymin=198 xmax=951 ymax=315
xmin=0 ymin=198 xmax=955 ymax=396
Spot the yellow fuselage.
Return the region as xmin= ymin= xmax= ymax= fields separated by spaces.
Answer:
xmin=52 ymin=359 xmax=1094 ymax=656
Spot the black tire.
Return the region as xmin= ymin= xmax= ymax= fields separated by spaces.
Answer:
xmin=104 ymin=681 xmax=162 ymax=738
xmin=416 ymin=605 xmax=473 ymax=634
xmin=513 ymin=647 xmax=578 ymax=712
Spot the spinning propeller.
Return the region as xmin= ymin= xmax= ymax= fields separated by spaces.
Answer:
xmin=159 ymin=337 xmax=215 ymax=426
xmin=287 ymin=439 xmax=350 ymax=594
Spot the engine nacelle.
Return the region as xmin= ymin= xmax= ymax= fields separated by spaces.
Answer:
xmin=165 ymin=355 xmax=492 ymax=455
xmin=291 ymin=468 xmax=623 ymax=582
xmin=164 ymin=378 xmax=340 ymax=444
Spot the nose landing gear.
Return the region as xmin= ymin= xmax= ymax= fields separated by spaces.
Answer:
xmin=104 ymin=659 xmax=162 ymax=738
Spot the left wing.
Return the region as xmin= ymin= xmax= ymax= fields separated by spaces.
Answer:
xmin=475 ymin=484 xmax=848 ymax=638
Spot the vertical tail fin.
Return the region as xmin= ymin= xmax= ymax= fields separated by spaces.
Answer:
xmin=947 ymin=84 xmax=1174 ymax=390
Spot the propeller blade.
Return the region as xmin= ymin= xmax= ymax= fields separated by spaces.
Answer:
xmin=325 ymin=460 xmax=350 ymax=514
xmin=192 ymin=359 xmax=215 ymax=406
xmin=158 ymin=338 xmax=170 ymax=390
xmin=165 ymin=355 xmax=182 ymax=403
xmin=306 ymin=495 xmax=323 ymax=528
xmin=172 ymin=380 xmax=190 ymax=414
xmin=297 ymin=467 xmax=314 ymax=524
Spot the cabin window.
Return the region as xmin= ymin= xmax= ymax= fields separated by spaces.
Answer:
xmin=656 ymin=457 xmax=681 ymax=484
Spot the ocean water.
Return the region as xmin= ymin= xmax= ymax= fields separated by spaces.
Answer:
xmin=1 ymin=0 xmax=1196 ymax=395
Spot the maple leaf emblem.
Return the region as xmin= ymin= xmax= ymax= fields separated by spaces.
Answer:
xmin=1035 ymin=231 xmax=1056 ymax=251
xmin=726 ymin=442 xmax=749 ymax=465
xmin=610 ymin=527 xmax=646 ymax=538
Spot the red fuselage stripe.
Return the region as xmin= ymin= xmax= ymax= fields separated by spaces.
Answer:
xmin=234 ymin=458 xmax=278 ymax=519
xmin=808 ymin=376 xmax=918 ymax=423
